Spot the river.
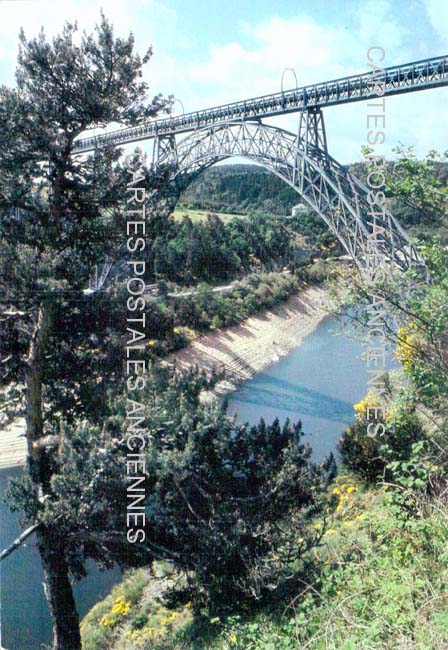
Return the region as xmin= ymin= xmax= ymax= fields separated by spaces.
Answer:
xmin=0 ymin=312 xmax=395 ymax=649
xmin=227 ymin=313 xmax=394 ymax=460
xmin=0 ymin=467 xmax=121 ymax=650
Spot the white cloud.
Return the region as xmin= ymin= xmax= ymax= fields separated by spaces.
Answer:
xmin=0 ymin=2 xmax=446 ymax=162
xmin=424 ymin=0 xmax=448 ymax=43
xmin=185 ymin=16 xmax=352 ymax=104
xmin=0 ymin=0 xmax=175 ymax=84
xmin=354 ymin=0 xmax=407 ymax=53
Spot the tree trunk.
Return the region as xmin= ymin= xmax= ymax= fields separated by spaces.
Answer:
xmin=25 ymin=304 xmax=82 ymax=650
xmin=36 ymin=528 xmax=82 ymax=650
xmin=25 ymin=304 xmax=47 ymax=473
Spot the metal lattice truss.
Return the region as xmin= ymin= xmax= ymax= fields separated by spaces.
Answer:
xmin=73 ymin=55 xmax=448 ymax=153
xmin=77 ymin=55 xmax=448 ymax=288
xmin=154 ymin=111 xmax=420 ymax=273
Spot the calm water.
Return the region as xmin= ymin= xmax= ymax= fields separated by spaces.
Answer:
xmin=0 ymin=313 xmax=394 ymax=649
xmin=0 ymin=467 xmax=121 ymax=650
xmin=227 ymin=314 xmax=394 ymax=460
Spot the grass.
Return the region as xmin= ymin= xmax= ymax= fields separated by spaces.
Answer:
xmin=172 ymin=206 xmax=289 ymax=223
xmin=81 ymin=473 xmax=448 ymax=650
xmin=173 ymin=205 xmax=246 ymax=223
xmin=81 ymin=563 xmax=193 ymax=650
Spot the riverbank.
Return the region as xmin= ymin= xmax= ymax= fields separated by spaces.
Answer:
xmin=0 ymin=418 xmax=26 ymax=470
xmin=0 ymin=285 xmax=331 ymax=469
xmin=167 ymin=284 xmax=331 ymax=395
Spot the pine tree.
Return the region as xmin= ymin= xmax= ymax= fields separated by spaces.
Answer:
xmin=0 ymin=15 xmax=167 ymax=649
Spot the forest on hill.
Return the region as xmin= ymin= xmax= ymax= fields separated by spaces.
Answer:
xmin=180 ymin=164 xmax=301 ymax=215
xmin=180 ymin=158 xmax=448 ymax=243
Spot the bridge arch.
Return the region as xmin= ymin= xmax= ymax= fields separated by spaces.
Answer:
xmin=160 ymin=121 xmax=420 ymax=273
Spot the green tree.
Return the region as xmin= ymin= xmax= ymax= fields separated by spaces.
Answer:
xmin=332 ymin=149 xmax=448 ymax=489
xmin=116 ymin=367 xmax=335 ymax=611
xmin=0 ymin=16 xmax=166 ymax=650
xmin=386 ymin=145 xmax=448 ymax=228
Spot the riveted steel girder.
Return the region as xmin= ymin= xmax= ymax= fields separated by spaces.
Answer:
xmin=88 ymin=112 xmax=422 ymax=290
xmin=73 ymin=55 xmax=448 ymax=153
xmin=154 ymin=116 xmax=420 ymax=273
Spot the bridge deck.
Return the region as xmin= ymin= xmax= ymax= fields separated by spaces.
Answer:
xmin=73 ymin=55 xmax=448 ymax=154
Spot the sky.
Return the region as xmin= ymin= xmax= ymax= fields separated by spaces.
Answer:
xmin=0 ymin=0 xmax=447 ymax=162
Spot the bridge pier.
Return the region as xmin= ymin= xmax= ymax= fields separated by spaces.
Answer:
xmin=294 ymin=108 xmax=329 ymax=192
xmin=152 ymin=134 xmax=177 ymax=169
xmin=298 ymin=108 xmax=328 ymax=156
xmin=88 ymin=112 xmax=423 ymax=291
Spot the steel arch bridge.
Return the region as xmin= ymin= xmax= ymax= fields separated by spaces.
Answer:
xmin=77 ymin=55 xmax=448 ymax=289
xmin=162 ymin=117 xmax=419 ymax=270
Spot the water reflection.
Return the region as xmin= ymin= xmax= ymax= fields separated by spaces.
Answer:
xmin=227 ymin=314 xmax=386 ymax=460
xmin=231 ymin=373 xmax=354 ymax=422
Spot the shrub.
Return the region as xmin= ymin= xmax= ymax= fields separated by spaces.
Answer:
xmin=306 ymin=259 xmax=329 ymax=283
xmin=339 ymin=409 xmax=426 ymax=484
xmin=143 ymin=370 xmax=336 ymax=612
xmin=338 ymin=419 xmax=385 ymax=482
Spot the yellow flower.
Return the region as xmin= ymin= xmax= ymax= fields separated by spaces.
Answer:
xmin=231 ymin=634 xmax=238 ymax=644
xmin=111 ymin=597 xmax=131 ymax=615
xmin=346 ymin=486 xmax=357 ymax=494
xmin=385 ymin=404 xmax=398 ymax=423
xmin=395 ymin=323 xmax=418 ymax=368
xmin=160 ymin=611 xmax=178 ymax=626
xmin=99 ymin=614 xmax=114 ymax=628
xmin=354 ymin=392 xmax=381 ymax=420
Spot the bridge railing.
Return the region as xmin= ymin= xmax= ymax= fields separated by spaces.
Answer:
xmin=72 ymin=55 xmax=448 ymax=154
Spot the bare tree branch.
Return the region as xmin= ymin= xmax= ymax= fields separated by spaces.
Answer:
xmin=0 ymin=522 xmax=41 ymax=563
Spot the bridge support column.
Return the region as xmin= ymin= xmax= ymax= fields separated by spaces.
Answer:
xmin=299 ymin=107 xmax=328 ymax=154
xmin=152 ymin=134 xmax=178 ymax=169
xmin=294 ymin=108 xmax=328 ymax=190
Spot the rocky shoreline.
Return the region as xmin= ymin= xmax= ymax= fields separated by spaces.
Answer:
xmin=0 ymin=285 xmax=331 ymax=470
xmin=0 ymin=418 xmax=27 ymax=470
xmin=166 ymin=284 xmax=331 ymax=395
